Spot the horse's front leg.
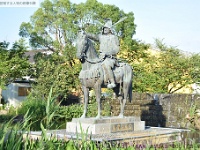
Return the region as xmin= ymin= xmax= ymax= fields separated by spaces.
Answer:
xmin=119 ymin=97 xmax=126 ymax=118
xmin=81 ymin=86 xmax=89 ymax=118
xmin=94 ymin=85 xmax=101 ymax=119
xmin=119 ymin=84 xmax=128 ymax=118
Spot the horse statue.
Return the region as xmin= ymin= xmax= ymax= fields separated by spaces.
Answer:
xmin=76 ymin=31 xmax=133 ymax=118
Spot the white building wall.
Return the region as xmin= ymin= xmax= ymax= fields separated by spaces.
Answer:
xmin=2 ymin=82 xmax=31 ymax=107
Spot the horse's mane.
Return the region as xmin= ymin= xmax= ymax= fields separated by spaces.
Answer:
xmin=77 ymin=32 xmax=101 ymax=65
xmin=86 ymin=38 xmax=99 ymax=60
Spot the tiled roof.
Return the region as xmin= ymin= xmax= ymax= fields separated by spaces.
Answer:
xmin=24 ymin=49 xmax=53 ymax=63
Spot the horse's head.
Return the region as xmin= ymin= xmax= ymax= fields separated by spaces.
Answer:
xmin=76 ymin=31 xmax=88 ymax=60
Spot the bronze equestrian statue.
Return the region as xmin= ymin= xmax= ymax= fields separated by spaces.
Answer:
xmin=76 ymin=18 xmax=133 ymax=118
xmin=86 ymin=19 xmax=119 ymax=88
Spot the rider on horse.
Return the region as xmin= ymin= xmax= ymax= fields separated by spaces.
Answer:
xmin=86 ymin=19 xmax=120 ymax=88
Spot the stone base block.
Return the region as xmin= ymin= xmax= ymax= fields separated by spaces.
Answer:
xmin=66 ymin=116 xmax=145 ymax=134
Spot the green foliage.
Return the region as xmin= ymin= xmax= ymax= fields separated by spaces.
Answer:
xmin=17 ymin=95 xmax=46 ymax=130
xmin=0 ymin=91 xmax=200 ymax=149
xmin=118 ymin=39 xmax=151 ymax=93
xmin=18 ymin=95 xmax=46 ymax=120
xmin=16 ymin=0 xmax=200 ymax=95
xmin=87 ymin=96 xmax=111 ymax=117
xmin=0 ymin=115 xmax=13 ymax=124
xmin=189 ymin=104 xmax=198 ymax=118
xmin=57 ymin=105 xmax=83 ymax=122
xmin=0 ymin=110 xmax=32 ymax=149
xmin=16 ymin=94 xmax=111 ymax=128
xmin=187 ymin=104 xmax=200 ymax=130
xmin=190 ymin=54 xmax=200 ymax=83
xmin=132 ymin=39 xmax=199 ymax=93
xmin=0 ymin=39 xmax=30 ymax=88
xmin=18 ymin=0 xmax=137 ymax=98
xmin=19 ymin=0 xmax=76 ymax=50
xmin=0 ymin=120 xmax=199 ymax=149
xmin=19 ymin=0 xmax=136 ymax=50
xmin=19 ymin=0 xmax=81 ymax=99
xmin=17 ymin=87 xmax=67 ymax=130
xmin=31 ymin=52 xmax=81 ymax=99
xmin=119 ymin=39 xmax=150 ymax=64
xmin=155 ymin=39 xmax=192 ymax=93
xmin=75 ymin=0 xmax=136 ymax=38
xmin=53 ymin=98 xmax=110 ymax=122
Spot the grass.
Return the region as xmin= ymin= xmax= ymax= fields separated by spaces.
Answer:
xmin=0 ymin=118 xmax=199 ymax=149
xmin=0 ymin=125 xmax=199 ymax=150
xmin=0 ymin=88 xmax=200 ymax=149
xmin=0 ymin=110 xmax=199 ymax=150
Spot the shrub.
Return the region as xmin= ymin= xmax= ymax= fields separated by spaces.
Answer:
xmin=56 ymin=104 xmax=83 ymax=122
xmin=9 ymin=89 xmax=112 ymax=130
xmin=0 ymin=115 xmax=13 ymax=124
xmin=18 ymin=98 xmax=46 ymax=120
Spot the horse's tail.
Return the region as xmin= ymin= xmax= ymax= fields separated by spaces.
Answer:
xmin=129 ymin=77 xmax=133 ymax=103
xmin=123 ymin=64 xmax=133 ymax=102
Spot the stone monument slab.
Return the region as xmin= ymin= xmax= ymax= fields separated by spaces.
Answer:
xmin=66 ymin=116 xmax=145 ymax=134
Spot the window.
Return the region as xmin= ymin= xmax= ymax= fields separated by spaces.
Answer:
xmin=18 ymin=87 xmax=31 ymax=96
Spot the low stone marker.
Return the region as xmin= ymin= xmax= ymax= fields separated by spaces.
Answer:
xmin=66 ymin=116 xmax=145 ymax=134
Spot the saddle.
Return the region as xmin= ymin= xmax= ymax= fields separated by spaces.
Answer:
xmin=103 ymin=62 xmax=125 ymax=85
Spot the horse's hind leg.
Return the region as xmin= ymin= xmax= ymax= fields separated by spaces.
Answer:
xmin=119 ymin=97 xmax=126 ymax=118
xmin=119 ymin=83 xmax=129 ymax=118
xmin=94 ymin=85 xmax=101 ymax=119
xmin=81 ymin=86 xmax=89 ymax=118
xmin=113 ymin=85 xmax=125 ymax=118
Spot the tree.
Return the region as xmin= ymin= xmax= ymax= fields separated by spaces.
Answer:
xmin=155 ymin=39 xmax=194 ymax=93
xmin=133 ymin=39 xmax=199 ymax=94
xmin=19 ymin=0 xmax=136 ymax=53
xmin=0 ymin=39 xmax=30 ymax=88
xmin=31 ymin=52 xmax=81 ymax=99
xmin=189 ymin=53 xmax=200 ymax=86
xmin=19 ymin=0 xmax=139 ymax=98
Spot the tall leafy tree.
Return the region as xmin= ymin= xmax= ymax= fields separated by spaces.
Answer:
xmin=189 ymin=53 xmax=200 ymax=87
xmin=0 ymin=39 xmax=30 ymax=88
xmin=17 ymin=0 xmax=200 ymax=96
xmin=155 ymin=39 xmax=193 ymax=93
xmin=19 ymin=0 xmax=136 ymax=53
xmin=31 ymin=51 xmax=81 ymax=99
xmin=19 ymin=0 xmax=139 ymax=98
xmin=133 ymin=39 xmax=199 ymax=93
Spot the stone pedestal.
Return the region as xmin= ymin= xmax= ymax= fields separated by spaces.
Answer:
xmin=66 ymin=116 xmax=145 ymax=134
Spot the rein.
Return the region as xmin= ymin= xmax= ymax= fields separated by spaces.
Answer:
xmin=80 ymin=37 xmax=104 ymax=64
xmin=84 ymin=56 xmax=104 ymax=64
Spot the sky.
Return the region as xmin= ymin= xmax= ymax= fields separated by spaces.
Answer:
xmin=0 ymin=0 xmax=200 ymax=53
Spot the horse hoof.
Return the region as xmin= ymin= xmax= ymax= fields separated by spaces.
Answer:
xmin=118 ymin=114 xmax=124 ymax=118
xmin=95 ymin=115 xmax=101 ymax=119
xmin=80 ymin=115 xmax=86 ymax=118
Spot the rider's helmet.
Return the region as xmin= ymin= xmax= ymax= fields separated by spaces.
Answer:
xmin=102 ymin=19 xmax=114 ymax=34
